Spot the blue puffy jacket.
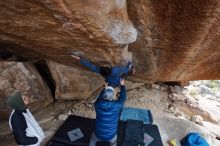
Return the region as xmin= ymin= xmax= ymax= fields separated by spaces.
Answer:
xmin=94 ymin=85 xmax=127 ymax=141
xmin=80 ymin=58 xmax=131 ymax=87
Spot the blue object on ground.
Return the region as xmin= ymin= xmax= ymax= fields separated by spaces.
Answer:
xmin=181 ymin=133 xmax=209 ymax=146
xmin=120 ymin=107 xmax=153 ymax=124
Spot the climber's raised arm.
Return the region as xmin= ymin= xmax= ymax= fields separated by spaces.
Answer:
xmin=71 ymin=54 xmax=101 ymax=74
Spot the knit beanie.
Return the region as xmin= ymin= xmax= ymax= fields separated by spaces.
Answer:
xmin=103 ymin=86 xmax=114 ymax=101
xmin=7 ymin=92 xmax=25 ymax=110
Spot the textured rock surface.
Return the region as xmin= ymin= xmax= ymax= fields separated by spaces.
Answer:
xmin=47 ymin=60 xmax=104 ymax=100
xmin=0 ymin=61 xmax=53 ymax=119
xmin=127 ymin=0 xmax=220 ymax=81
xmin=0 ymin=0 xmax=135 ymax=66
xmin=0 ymin=0 xmax=220 ymax=81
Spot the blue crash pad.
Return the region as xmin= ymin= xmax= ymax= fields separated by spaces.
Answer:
xmin=120 ymin=107 xmax=153 ymax=124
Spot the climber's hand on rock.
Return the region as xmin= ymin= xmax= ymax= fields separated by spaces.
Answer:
xmin=71 ymin=55 xmax=80 ymax=60
xmin=104 ymin=82 xmax=108 ymax=87
xmin=120 ymin=78 xmax=125 ymax=86
xmin=131 ymin=66 xmax=136 ymax=75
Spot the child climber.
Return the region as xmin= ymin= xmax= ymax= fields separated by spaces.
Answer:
xmin=71 ymin=52 xmax=135 ymax=87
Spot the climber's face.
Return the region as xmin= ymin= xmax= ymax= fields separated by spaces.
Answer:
xmin=22 ymin=94 xmax=29 ymax=105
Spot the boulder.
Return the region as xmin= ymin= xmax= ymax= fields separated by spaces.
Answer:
xmin=191 ymin=115 xmax=204 ymax=124
xmin=0 ymin=0 xmax=136 ymax=66
xmin=199 ymin=121 xmax=220 ymax=139
xmin=47 ymin=60 xmax=104 ymax=100
xmin=127 ymin=0 xmax=220 ymax=81
xmin=0 ymin=61 xmax=53 ymax=117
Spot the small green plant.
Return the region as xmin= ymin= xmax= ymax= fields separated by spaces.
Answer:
xmin=208 ymin=80 xmax=220 ymax=94
xmin=209 ymin=80 xmax=217 ymax=88
xmin=189 ymin=89 xmax=198 ymax=98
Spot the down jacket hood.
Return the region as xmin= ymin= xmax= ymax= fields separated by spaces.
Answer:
xmin=7 ymin=92 xmax=25 ymax=111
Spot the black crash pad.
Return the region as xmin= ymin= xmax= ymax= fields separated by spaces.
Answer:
xmin=47 ymin=115 xmax=163 ymax=146
xmin=117 ymin=121 xmax=163 ymax=146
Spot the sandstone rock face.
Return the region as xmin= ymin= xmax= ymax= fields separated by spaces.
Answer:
xmin=47 ymin=60 xmax=104 ymax=100
xmin=0 ymin=61 xmax=53 ymax=119
xmin=0 ymin=0 xmax=136 ymax=65
xmin=127 ymin=0 xmax=220 ymax=81
xmin=0 ymin=0 xmax=220 ymax=81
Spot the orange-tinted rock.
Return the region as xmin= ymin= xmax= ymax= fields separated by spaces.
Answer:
xmin=0 ymin=0 xmax=136 ymax=66
xmin=47 ymin=60 xmax=104 ymax=100
xmin=127 ymin=0 xmax=220 ymax=81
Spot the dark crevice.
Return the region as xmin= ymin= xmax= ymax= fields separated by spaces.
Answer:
xmin=163 ymin=82 xmax=182 ymax=86
xmin=0 ymin=49 xmax=13 ymax=59
xmin=157 ymin=81 xmax=185 ymax=87
xmin=0 ymin=42 xmax=40 ymax=61
xmin=34 ymin=61 xmax=56 ymax=100
xmin=0 ymin=49 xmax=30 ymax=61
